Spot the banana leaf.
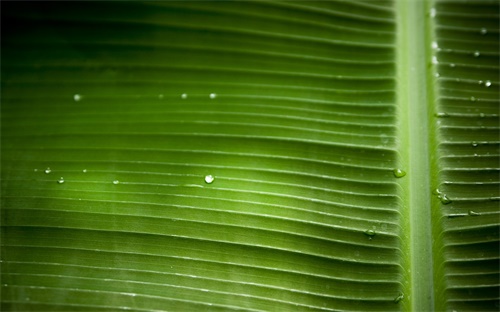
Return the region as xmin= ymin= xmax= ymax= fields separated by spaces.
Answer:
xmin=1 ymin=1 xmax=499 ymax=311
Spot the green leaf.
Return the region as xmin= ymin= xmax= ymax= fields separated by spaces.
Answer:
xmin=1 ymin=1 xmax=498 ymax=311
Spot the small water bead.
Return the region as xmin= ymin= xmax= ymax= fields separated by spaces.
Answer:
xmin=435 ymin=73 xmax=440 ymax=78
xmin=468 ymin=210 xmax=480 ymax=216
xmin=393 ymin=169 xmax=406 ymax=178
xmin=364 ymin=229 xmax=376 ymax=239
xmin=432 ymin=188 xmax=442 ymax=195
xmin=485 ymin=80 xmax=491 ymax=87
xmin=431 ymin=41 xmax=438 ymax=49
xmin=181 ymin=93 xmax=188 ymax=99
xmin=474 ymin=153 xmax=478 ymax=157
xmin=435 ymin=112 xmax=449 ymax=118
xmin=83 ymin=169 xmax=87 ymax=173
xmin=479 ymin=113 xmax=485 ymax=118
xmin=204 ymin=175 xmax=215 ymax=184
xmin=34 ymin=169 xmax=38 ymax=172
xmin=73 ymin=94 xmax=82 ymax=102
xmin=57 ymin=177 xmax=65 ymax=184
xmin=470 ymin=96 xmax=477 ymax=102
xmin=113 ymin=180 xmax=120 ymax=185
xmin=449 ymin=63 xmax=455 ymax=68
xmin=431 ymin=56 xmax=438 ymax=65
xmin=45 ymin=167 xmax=51 ymax=174
xmin=474 ymin=51 xmax=480 ymax=57
xmin=430 ymin=7 xmax=436 ymax=18
xmin=479 ymin=80 xmax=483 ymax=85
xmin=158 ymin=94 xmax=164 ymax=99
xmin=394 ymin=292 xmax=404 ymax=303
xmin=472 ymin=142 xmax=478 ymax=147
xmin=480 ymin=28 xmax=487 ymax=35
xmin=438 ymin=194 xmax=452 ymax=205
xmin=209 ymin=93 xmax=217 ymax=99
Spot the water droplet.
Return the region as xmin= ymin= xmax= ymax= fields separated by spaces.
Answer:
xmin=438 ymin=194 xmax=452 ymax=205
xmin=478 ymin=80 xmax=484 ymax=85
xmin=45 ymin=167 xmax=51 ymax=174
xmin=485 ymin=80 xmax=491 ymax=87
xmin=468 ymin=210 xmax=480 ymax=216
xmin=34 ymin=169 xmax=38 ymax=172
xmin=204 ymin=175 xmax=215 ymax=184
xmin=181 ymin=93 xmax=188 ymax=99
xmin=479 ymin=113 xmax=485 ymax=118
xmin=470 ymin=96 xmax=476 ymax=102
xmin=449 ymin=63 xmax=455 ymax=68
xmin=480 ymin=28 xmax=487 ymax=35
xmin=430 ymin=7 xmax=436 ymax=18
xmin=474 ymin=51 xmax=480 ymax=57
xmin=474 ymin=153 xmax=478 ymax=157
xmin=431 ymin=56 xmax=438 ymax=64
xmin=394 ymin=292 xmax=404 ymax=303
xmin=380 ymin=133 xmax=389 ymax=144
xmin=209 ymin=93 xmax=217 ymax=99
xmin=432 ymin=188 xmax=442 ymax=195
xmin=435 ymin=73 xmax=440 ymax=78
xmin=364 ymin=229 xmax=376 ymax=238
xmin=435 ymin=112 xmax=449 ymax=118
xmin=472 ymin=142 xmax=478 ymax=147
xmin=113 ymin=180 xmax=120 ymax=185
xmin=83 ymin=169 xmax=87 ymax=173
xmin=393 ymin=169 xmax=406 ymax=178
xmin=73 ymin=94 xmax=82 ymax=102
xmin=158 ymin=94 xmax=164 ymax=99
xmin=431 ymin=41 xmax=438 ymax=49
xmin=57 ymin=177 xmax=65 ymax=184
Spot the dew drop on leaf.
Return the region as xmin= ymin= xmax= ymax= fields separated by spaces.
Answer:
xmin=480 ymin=28 xmax=487 ymax=35
xmin=472 ymin=142 xmax=478 ymax=147
xmin=485 ymin=80 xmax=491 ymax=87
xmin=209 ymin=93 xmax=217 ymax=99
xmin=181 ymin=93 xmax=188 ymax=99
xmin=432 ymin=188 xmax=441 ymax=195
xmin=204 ymin=175 xmax=215 ymax=184
xmin=57 ymin=177 xmax=64 ymax=184
xmin=364 ymin=229 xmax=376 ymax=238
xmin=474 ymin=51 xmax=480 ymax=57
xmin=73 ymin=94 xmax=82 ymax=102
xmin=393 ymin=169 xmax=406 ymax=178
xmin=468 ymin=210 xmax=480 ymax=216
xmin=438 ymin=194 xmax=452 ymax=205
xmin=113 ymin=180 xmax=120 ymax=185
xmin=83 ymin=169 xmax=87 ymax=173
xmin=435 ymin=112 xmax=449 ymax=118
xmin=394 ymin=292 xmax=404 ymax=303
xmin=158 ymin=94 xmax=164 ymax=99
xmin=45 ymin=167 xmax=51 ymax=174
xmin=470 ymin=96 xmax=476 ymax=102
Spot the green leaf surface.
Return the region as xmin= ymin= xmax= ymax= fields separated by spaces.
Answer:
xmin=1 ymin=1 xmax=498 ymax=311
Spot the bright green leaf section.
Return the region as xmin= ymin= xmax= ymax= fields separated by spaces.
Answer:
xmin=431 ymin=1 xmax=500 ymax=311
xmin=1 ymin=1 xmax=498 ymax=311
